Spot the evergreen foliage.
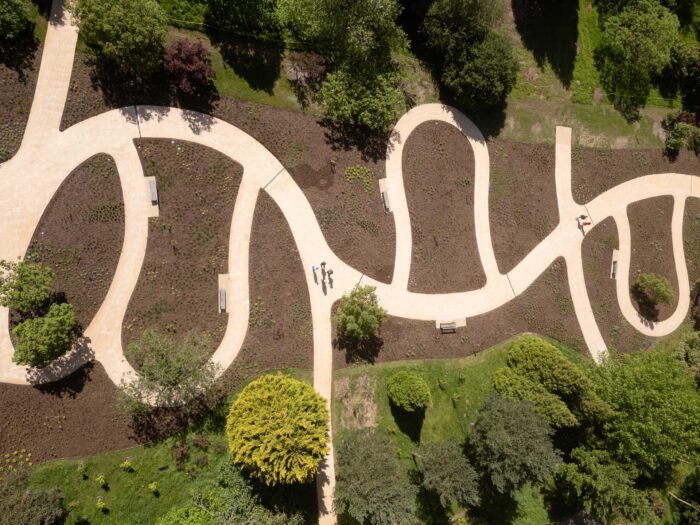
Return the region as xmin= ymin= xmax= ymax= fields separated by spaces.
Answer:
xmin=335 ymin=285 xmax=387 ymax=342
xmin=0 ymin=0 xmax=27 ymax=42
xmin=226 ymin=374 xmax=329 ymax=486
xmin=471 ymin=395 xmax=561 ymax=494
xmin=414 ymin=441 xmax=480 ymax=510
xmin=334 ymin=429 xmax=416 ymax=525
xmin=0 ymin=260 xmax=55 ymax=315
xmin=12 ymin=302 xmax=75 ymax=368
xmin=71 ymin=0 xmax=167 ymax=77
xmin=386 ymin=370 xmax=432 ymax=412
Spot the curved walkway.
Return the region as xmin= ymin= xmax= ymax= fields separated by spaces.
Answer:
xmin=1 ymin=2 xmax=699 ymax=523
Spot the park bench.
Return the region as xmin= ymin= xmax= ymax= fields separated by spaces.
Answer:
xmin=149 ymin=179 xmax=159 ymax=205
xmin=381 ymin=191 xmax=390 ymax=213
xmin=219 ymin=288 xmax=227 ymax=313
xmin=439 ymin=322 xmax=457 ymax=334
xmin=610 ymin=249 xmax=619 ymax=279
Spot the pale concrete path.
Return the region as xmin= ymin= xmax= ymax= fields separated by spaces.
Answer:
xmin=1 ymin=2 xmax=700 ymax=523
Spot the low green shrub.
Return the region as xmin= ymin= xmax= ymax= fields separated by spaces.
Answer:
xmin=386 ymin=371 xmax=432 ymax=412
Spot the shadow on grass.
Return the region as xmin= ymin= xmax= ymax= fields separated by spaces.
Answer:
xmin=209 ymin=33 xmax=284 ymax=94
xmin=390 ymin=405 xmax=425 ymax=442
xmin=512 ymin=0 xmax=579 ymax=88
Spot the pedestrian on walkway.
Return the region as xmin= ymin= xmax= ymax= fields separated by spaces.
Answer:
xmin=320 ymin=261 xmax=326 ymax=279
xmin=327 ymin=269 xmax=334 ymax=288
xmin=312 ymin=265 xmax=318 ymax=284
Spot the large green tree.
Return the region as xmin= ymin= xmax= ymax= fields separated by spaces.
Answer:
xmin=207 ymin=0 xmax=279 ymax=36
xmin=335 ymin=285 xmax=387 ymax=342
xmin=493 ymin=335 xmax=609 ymax=429
xmin=335 ymin=429 xmax=416 ymax=525
xmin=414 ymin=441 xmax=480 ymax=512
xmin=70 ymin=0 xmax=167 ymax=77
xmin=471 ymin=395 xmax=561 ymax=494
xmin=424 ymin=0 xmax=516 ymax=108
xmin=119 ymin=329 xmax=220 ymax=413
xmin=592 ymin=349 xmax=700 ymax=480
xmin=0 ymin=259 xmax=54 ymax=315
xmin=595 ymin=0 xmax=681 ymax=120
xmin=0 ymin=0 xmax=27 ymax=42
xmin=12 ymin=302 xmax=75 ymax=368
xmin=319 ymin=68 xmax=403 ymax=131
xmin=554 ymin=447 xmax=651 ymax=525
xmin=226 ymin=374 xmax=329 ymax=486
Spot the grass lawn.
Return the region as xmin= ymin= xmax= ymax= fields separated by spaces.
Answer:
xmin=28 ymin=368 xmax=311 ymax=524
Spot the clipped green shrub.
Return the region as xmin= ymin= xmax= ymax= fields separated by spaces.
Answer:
xmin=636 ymin=273 xmax=676 ymax=305
xmin=386 ymin=370 xmax=432 ymax=412
xmin=226 ymin=374 xmax=329 ymax=485
xmin=12 ymin=302 xmax=75 ymax=368
xmin=335 ymin=285 xmax=387 ymax=342
xmin=0 ymin=259 xmax=54 ymax=315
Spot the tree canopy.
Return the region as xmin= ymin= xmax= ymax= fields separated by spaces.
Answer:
xmin=0 ymin=0 xmax=27 ymax=42
xmin=471 ymin=394 xmax=561 ymax=494
xmin=591 ymin=349 xmax=700 ymax=480
xmin=226 ymin=374 xmax=329 ymax=486
xmin=0 ymin=260 xmax=54 ymax=315
xmin=335 ymin=429 xmax=416 ymax=525
xmin=164 ymin=39 xmax=215 ymax=95
xmin=11 ymin=302 xmax=75 ymax=368
xmin=386 ymin=370 xmax=432 ymax=412
xmin=493 ymin=336 xmax=609 ymax=429
xmin=70 ymin=0 xmax=167 ymax=77
xmin=414 ymin=441 xmax=480 ymax=511
xmin=553 ymin=447 xmax=651 ymax=525
xmin=119 ymin=329 xmax=220 ymax=413
xmin=335 ymin=285 xmax=387 ymax=342
xmin=635 ymin=273 xmax=677 ymax=305
xmin=595 ymin=0 xmax=681 ymax=120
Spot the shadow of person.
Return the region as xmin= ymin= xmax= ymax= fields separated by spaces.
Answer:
xmin=390 ymin=404 xmax=425 ymax=442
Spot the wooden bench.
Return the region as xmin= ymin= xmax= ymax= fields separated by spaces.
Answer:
xmin=218 ymin=288 xmax=227 ymax=313
xmin=149 ymin=179 xmax=159 ymax=205
xmin=439 ymin=322 xmax=457 ymax=334
xmin=381 ymin=191 xmax=390 ymax=213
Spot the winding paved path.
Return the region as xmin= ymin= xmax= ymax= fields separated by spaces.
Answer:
xmin=1 ymin=2 xmax=699 ymax=523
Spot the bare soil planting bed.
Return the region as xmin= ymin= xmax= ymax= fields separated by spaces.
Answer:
xmin=488 ymin=140 xmax=559 ymax=273
xmin=334 ymin=257 xmax=585 ymax=368
xmin=122 ymin=140 xmax=242 ymax=359
xmin=572 ymin=147 xmax=700 ymax=204
xmin=403 ymin=121 xmax=485 ymax=293
xmin=218 ymin=193 xmax=313 ymax=392
xmin=684 ymin=198 xmax=700 ymax=286
xmin=0 ymin=41 xmax=41 ymax=160
xmin=627 ymin=197 xmax=678 ymax=322
xmin=26 ymin=154 xmax=124 ymax=331
xmin=0 ymin=363 xmax=135 ymax=463
xmin=581 ymin=218 xmax=652 ymax=354
xmin=60 ymin=52 xmax=395 ymax=282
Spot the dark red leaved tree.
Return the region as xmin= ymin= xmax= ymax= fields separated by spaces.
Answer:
xmin=163 ymin=39 xmax=215 ymax=95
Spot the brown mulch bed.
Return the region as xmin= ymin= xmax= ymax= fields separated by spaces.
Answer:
xmin=60 ymin=52 xmax=395 ymax=283
xmin=218 ymin=193 xmax=313 ymax=393
xmin=122 ymin=140 xmax=242 ymax=358
xmin=685 ymin=198 xmax=700 ymax=286
xmin=627 ymin=196 xmax=678 ymax=322
xmin=403 ymin=121 xmax=485 ymax=293
xmin=0 ymin=363 xmax=135 ymax=463
xmin=572 ymin=147 xmax=700 ymax=204
xmin=26 ymin=154 xmax=124 ymax=331
xmin=0 ymin=37 xmax=41 ymax=159
xmin=581 ymin=218 xmax=651 ymax=354
xmin=333 ymin=257 xmax=586 ymax=368
xmin=488 ymin=140 xmax=559 ymax=273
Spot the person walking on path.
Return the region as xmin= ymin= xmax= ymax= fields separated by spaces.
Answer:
xmin=327 ymin=269 xmax=334 ymax=288
xmin=320 ymin=261 xmax=326 ymax=279
xmin=312 ymin=265 xmax=318 ymax=284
